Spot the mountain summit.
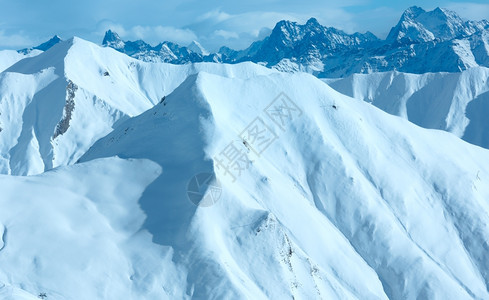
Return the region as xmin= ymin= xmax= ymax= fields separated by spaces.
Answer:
xmin=386 ymin=6 xmax=488 ymax=44
xmin=187 ymin=40 xmax=209 ymax=56
xmin=224 ymin=18 xmax=378 ymax=68
xmin=102 ymin=30 xmax=125 ymax=50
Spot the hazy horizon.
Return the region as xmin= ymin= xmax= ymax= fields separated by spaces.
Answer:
xmin=1 ymin=1 xmax=489 ymax=51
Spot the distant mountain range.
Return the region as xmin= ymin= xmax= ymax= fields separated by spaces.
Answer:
xmin=16 ymin=6 xmax=489 ymax=78
xmin=18 ymin=35 xmax=62 ymax=54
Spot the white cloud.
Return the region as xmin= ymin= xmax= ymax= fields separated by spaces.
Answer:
xmin=152 ymin=26 xmax=198 ymax=45
xmin=129 ymin=25 xmax=197 ymax=45
xmin=213 ymin=30 xmax=239 ymax=39
xmin=445 ymin=2 xmax=489 ymax=21
xmin=0 ymin=30 xmax=34 ymax=48
xmin=94 ymin=22 xmax=198 ymax=46
xmin=187 ymin=8 xmax=362 ymax=51
xmin=96 ymin=20 xmax=127 ymax=37
xmin=196 ymin=9 xmax=232 ymax=23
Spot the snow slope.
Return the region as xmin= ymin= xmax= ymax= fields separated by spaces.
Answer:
xmin=326 ymin=67 xmax=489 ymax=149
xmin=0 ymin=157 xmax=191 ymax=300
xmin=74 ymin=70 xmax=489 ymax=299
xmin=0 ymin=37 xmax=275 ymax=175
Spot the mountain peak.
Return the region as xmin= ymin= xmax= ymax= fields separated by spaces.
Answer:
xmin=386 ymin=6 xmax=476 ymax=44
xmin=403 ymin=6 xmax=425 ymax=18
xmin=102 ymin=30 xmax=124 ymax=49
xmin=187 ymin=40 xmax=209 ymax=56
xmin=17 ymin=35 xmax=63 ymax=54
xmin=306 ymin=17 xmax=321 ymax=27
xmin=37 ymin=35 xmax=62 ymax=51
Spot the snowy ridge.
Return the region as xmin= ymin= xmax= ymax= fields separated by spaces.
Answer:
xmin=0 ymin=37 xmax=274 ymax=175
xmin=326 ymin=67 xmax=489 ymax=149
xmin=77 ymin=70 xmax=489 ymax=299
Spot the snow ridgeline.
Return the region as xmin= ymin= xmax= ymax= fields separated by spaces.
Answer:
xmin=0 ymin=37 xmax=275 ymax=175
xmin=326 ymin=68 xmax=489 ymax=149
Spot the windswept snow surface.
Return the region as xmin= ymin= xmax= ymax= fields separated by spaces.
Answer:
xmin=0 ymin=38 xmax=274 ymax=175
xmin=77 ymin=71 xmax=489 ymax=299
xmin=326 ymin=68 xmax=489 ymax=149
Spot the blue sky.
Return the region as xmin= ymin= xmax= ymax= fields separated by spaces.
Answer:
xmin=1 ymin=0 xmax=489 ymax=51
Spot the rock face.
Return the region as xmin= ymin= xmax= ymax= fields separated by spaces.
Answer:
xmin=102 ymin=6 xmax=489 ymax=78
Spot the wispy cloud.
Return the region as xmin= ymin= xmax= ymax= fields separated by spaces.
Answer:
xmin=132 ymin=26 xmax=197 ymax=45
xmin=2 ymin=0 xmax=486 ymax=51
xmin=0 ymin=30 xmax=34 ymax=48
xmin=213 ymin=30 xmax=239 ymax=40
xmin=95 ymin=21 xmax=198 ymax=46
xmin=186 ymin=8 xmax=359 ymax=50
xmin=444 ymin=2 xmax=489 ymax=21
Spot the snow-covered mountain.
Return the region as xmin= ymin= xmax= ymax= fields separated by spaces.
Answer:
xmin=0 ymin=37 xmax=275 ymax=176
xmin=0 ymin=36 xmax=489 ymax=299
xmin=187 ymin=40 xmax=209 ymax=56
xmin=240 ymin=6 xmax=489 ymax=77
xmin=102 ymin=6 xmax=489 ymax=78
xmin=326 ymin=68 xmax=489 ymax=149
xmin=386 ymin=7 xmax=488 ymax=45
xmin=221 ymin=17 xmax=378 ymax=71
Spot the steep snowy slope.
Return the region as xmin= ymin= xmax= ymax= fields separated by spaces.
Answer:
xmin=73 ymin=71 xmax=489 ymax=299
xmin=0 ymin=37 xmax=275 ymax=175
xmin=326 ymin=67 xmax=489 ymax=149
